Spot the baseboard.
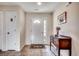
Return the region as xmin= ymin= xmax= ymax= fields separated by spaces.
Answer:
xmin=2 ymin=49 xmax=7 ymax=51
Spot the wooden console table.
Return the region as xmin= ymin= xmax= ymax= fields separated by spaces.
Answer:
xmin=50 ymin=35 xmax=72 ymax=56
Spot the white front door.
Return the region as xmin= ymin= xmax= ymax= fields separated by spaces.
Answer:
xmin=0 ymin=11 xmax=3 ymax=50
xmin=5 ymin=11 xmax=17 ymax=50
xmin=31 ymin=18 xmax=45 ymax=44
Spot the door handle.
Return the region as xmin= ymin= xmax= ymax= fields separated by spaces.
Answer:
xmin=7 ymin=32 xmax=10 ymax=35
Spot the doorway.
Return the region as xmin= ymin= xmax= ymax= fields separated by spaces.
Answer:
xmin=31 ymin=17 xmax=47 ymax=44
xmin=26 ymin=13 xmax=52 ymax=45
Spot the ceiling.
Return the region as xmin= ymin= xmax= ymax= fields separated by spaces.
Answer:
xmin=0 ymin=2 xmax=65 ymax=13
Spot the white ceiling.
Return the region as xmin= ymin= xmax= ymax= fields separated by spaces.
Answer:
xmin=0 ymin=2 xmax=65 ymax=13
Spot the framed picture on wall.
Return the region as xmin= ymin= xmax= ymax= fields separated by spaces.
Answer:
xmin=57 ymin=11 xmax=67 ymax=24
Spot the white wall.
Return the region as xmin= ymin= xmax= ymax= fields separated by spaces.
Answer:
xmin=53 ymin=2 xmax=79 ymax=55
xmin=25 ymin=13 xmax=53 ymax=45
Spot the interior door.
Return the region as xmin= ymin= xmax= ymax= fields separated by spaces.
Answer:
xmin=0 ymin=11 xmax=3 ymax=50
xmin=31 ymin=18 xmax=44 ymax=44
xmin=5 ymin=11 xmax=17 ymax=50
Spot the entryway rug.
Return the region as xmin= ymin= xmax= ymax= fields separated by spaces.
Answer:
xmin=30 ymin=44 xmax=45 ymax=49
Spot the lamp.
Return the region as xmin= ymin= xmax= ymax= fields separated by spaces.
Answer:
xmin=56 ymin=26 xmax=61 ymax=37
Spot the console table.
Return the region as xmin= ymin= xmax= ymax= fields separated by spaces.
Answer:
xmin=50 ymin=35 xmax=72 ymax=56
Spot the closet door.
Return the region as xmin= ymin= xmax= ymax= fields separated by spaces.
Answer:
xmin=5 ymin=11 xmax=17 ymax=50
xmin=0 ymin=11 xmax=3 ymax=50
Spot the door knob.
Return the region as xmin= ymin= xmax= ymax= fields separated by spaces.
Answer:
xmin=10 ymin=18 xmax=13 ymax=22
xmin=7 ymin=32 xmax=10 ymax=35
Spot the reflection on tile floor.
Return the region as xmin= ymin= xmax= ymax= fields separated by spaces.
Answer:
xmin=0 ymin=45 xmax=55 ymax=56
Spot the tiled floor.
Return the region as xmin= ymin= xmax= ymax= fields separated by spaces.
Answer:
xmin=0 ymin=45 xmax=55 ymax=56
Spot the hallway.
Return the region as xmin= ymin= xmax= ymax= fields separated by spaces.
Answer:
xmin=0 ymin=45 xmax=54 ymax=56
xmin=0 ymin=2 xmax=79 ymax=56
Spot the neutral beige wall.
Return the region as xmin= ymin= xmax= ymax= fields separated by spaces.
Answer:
xmin=20 ymin=9 xmax=26 ymax=50
xmin=53 ymin=2 xmax=79 ymax=55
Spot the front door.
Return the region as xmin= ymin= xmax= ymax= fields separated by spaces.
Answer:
xmin=31 ymin=18 xmax=46 ymax=44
